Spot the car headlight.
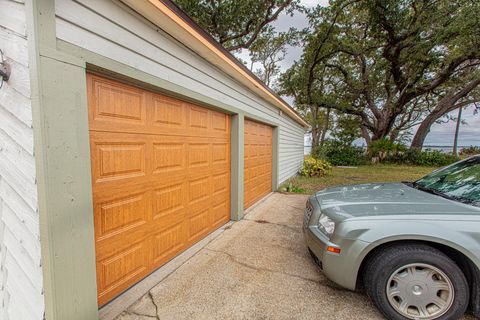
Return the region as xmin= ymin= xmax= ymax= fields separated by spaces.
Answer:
xmin=318 ymin=214 xmax=335 ymax=235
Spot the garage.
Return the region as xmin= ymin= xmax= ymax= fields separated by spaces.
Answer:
xmin=87 ymin=74 xmax=231 ymax=305
xmin=244 ymin=119 xmax=273 ymax=209
xmin=0 ymin=0 xmax=308 ymax=318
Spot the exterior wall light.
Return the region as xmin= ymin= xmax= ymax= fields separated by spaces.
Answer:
xmin=0 ymin=49 xmax=11 ymax=88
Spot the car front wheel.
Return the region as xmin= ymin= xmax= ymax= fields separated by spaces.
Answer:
xmin=364 ymin=243 xmax=469 ymax=320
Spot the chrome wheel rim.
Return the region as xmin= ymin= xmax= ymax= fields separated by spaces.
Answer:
xmin=386 ymin=263 xmax=454 ymax=319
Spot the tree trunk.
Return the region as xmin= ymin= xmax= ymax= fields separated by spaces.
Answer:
xmin=361 ymin=126 xmax=371 ymax=146
xmin=453 ymin=107 xmax=463 ymax=155
xmin=411 ymin=78 xmax=480 ymax=149
xmin=319 ymin=108 xmax=331 ymax=146
xmin=410 ymin=111 xmax=439 ymax=149
xmin=389 ymin=128 xmax=400 ymax=142
xmin=310 ymin=126 xmax=320 ymax=154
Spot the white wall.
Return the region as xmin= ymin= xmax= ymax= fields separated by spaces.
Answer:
xmin=0 ymin=0 xmax=44 ymax=319
xmin=54 ymin=0 xmax=305 ymax=184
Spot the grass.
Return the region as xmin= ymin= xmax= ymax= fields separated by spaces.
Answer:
xmin=281 ymin=164 xmax=438 ymax=195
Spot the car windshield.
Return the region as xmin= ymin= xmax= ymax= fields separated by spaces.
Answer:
xmin=414 ymin=156 xmax=480 ymax=206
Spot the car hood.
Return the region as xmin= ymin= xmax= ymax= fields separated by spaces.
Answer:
xmin=314 ymin=183 xmax=480 ymax=222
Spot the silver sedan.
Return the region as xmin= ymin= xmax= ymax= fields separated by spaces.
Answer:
xmin=304 ymin=155 xmax=480 ymax=319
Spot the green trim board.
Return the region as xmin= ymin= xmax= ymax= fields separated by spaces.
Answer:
xmin=26 ymin=0 xmax=98 ymax=319
xmin=35 ymin=54 xmax=98 ymax=320
xmin=272 ymin=126 xmax=280 ymax=191
xmin=230 ymin=113 xmax=245 ymax=221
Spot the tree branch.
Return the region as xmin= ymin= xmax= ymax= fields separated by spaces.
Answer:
xmin=224 ymin=0 xmax=293 ymax=51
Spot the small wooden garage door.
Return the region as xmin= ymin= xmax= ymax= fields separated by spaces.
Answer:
xmin=87 ymin=74 xmax=231 ymax=305
xmin=244 ymin=119 xmax=273 ymax=209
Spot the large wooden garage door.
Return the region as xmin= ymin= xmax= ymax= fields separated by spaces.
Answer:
xmin=87 ymin=74 xmax=231 ymax=305
xmin=244 ymin=119 xmax=273 ymax=209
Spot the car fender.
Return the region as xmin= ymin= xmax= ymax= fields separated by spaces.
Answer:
xmin=337 ymin=219 xmax=480 ymax=285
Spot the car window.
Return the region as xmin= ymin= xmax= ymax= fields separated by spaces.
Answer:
xmin=415 ymin=157 xmax=480 ymax=205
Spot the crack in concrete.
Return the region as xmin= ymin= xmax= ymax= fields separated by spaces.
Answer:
xmin=148 ymin=291 xmax=161 ymax=319
xmin=123 ymin=292 xmax=160 ymax=319
xmin=129 ymin=310 xmax=158 ymax=319
xmin=204 ymin=247 xmax=323 ymax=285
xmin=285 ymin=203 xmax=306 ymax=211
xmin=243 ymin=218 xmax=300 ymax=232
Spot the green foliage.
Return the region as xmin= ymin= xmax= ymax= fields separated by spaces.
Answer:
xmin=285 ymin=180 xmax=305 ymax=193
xmin=313 ymin=138 xmax=459 ymax=167
xmin=331 ymin=115 xmax=362 ymax=146
xmin=367 ymin=138 xmax=458 ymax=166
xmin=173 ymin=0 xmax=300 ymax=51
xmin=386 ymin=149 xmax=459 ymax=167
xmin=460 ymin=146 xmax=480 ymax=156
xmin=368 ymin=138 xmax=407 ymax=161
xmin=280 ymin=0 xmax=480 ymax=143
xmin=313 ymin=141 xmax=367 ymax=166
xmin=300 ymin=156 xmax=332 ymax=177
xmin=278 ymin=62 xmax=336 ymax=149
xmin=249 ymin=28 xmax=298 ymax=87
xmin=416 ymin=150 xmax=459 ymax=167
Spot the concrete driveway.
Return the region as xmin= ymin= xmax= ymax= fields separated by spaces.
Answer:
xmin=115 ymin=193 xmax=474 ymax=320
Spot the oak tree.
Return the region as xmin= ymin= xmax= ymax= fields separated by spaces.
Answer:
xmin=173 ymin=0 xmax=300 ymax=51
xmin=287 ymin=0 xmax=480 ymax=145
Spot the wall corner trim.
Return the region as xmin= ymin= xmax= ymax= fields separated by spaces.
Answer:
xmin=26 ymin=0 xmax=99 ymax=319
xmin=230 ymin=113 xmax=244 ymax=221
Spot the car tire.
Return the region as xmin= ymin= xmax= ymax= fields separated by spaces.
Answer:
xmin=363 ymin=243 xmax=469 ymax=320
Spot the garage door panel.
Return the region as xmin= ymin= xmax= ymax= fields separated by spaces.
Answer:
xmin=89 ymin=76 xmax=147 ymax=126
xmin=186 ymin=208 xmax=211 ymax=243
xmin=151 ymin=222 xmax=185 ymax=266
xmin=212 ymin=200 xmax=229 ymax=226
xmin=90 ymin=76 xmax=228 ymax=140
xmin=212 ymin=143 xmax=229 ymax=165
xmin=188 ymin=105 xmax=210 ymax=129
xmin=91 ymin=140 xmax=147 ymax=184
xmin=212 ymin=111 xmax=228 ymax=132
xmin=150 ymin=94 xmax=186 ymax=129
xmin=187 ymin=176 xmax=211 ymax=204
xmin=213 ymin=172 xmax=229 ymax=194
xmin=152 ymin=183 xmax=185 ymax=219
xmin=244 ymin=119 xmax=273 ymax=209
xmin=187 ymin=143 xmax=211 ymax=169
xmin=96 ymin=239 xmax=150 ymax=302
xmin=94 ymin=192 xmax=150 ymax=241
xmin=152 ymin=142 xmax=186 ymax=173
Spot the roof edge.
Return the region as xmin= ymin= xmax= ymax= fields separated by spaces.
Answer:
xmin=119 ymin=0 xmax=308 ymax=128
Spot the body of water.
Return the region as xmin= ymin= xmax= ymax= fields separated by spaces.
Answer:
xmin=304 ymin=145 xmax=476 ymax=155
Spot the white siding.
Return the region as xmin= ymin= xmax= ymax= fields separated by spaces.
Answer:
xmin=0 ymin=0 xmax=44 ymax=319
xmin=54 ymin=0 xmax=304 ymax=184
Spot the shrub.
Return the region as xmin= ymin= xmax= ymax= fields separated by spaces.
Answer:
xmin=300 ymin=156 xmax=332 ymax=177
xmin=313 ymin=141 xmax=367 ymax=166
xmin=460 ymin=146 xmax=480 ymax=156
xmin=285 ymin=181 xmax=305 ymax=193
xmin=416 ymin=149 xmax=459 ymax=166
xmin=369 ymin=138 xmax=407 ymax=161
xmin=386 ymin=148 xmax=459 ymax=166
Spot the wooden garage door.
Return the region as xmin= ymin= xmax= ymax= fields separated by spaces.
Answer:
xmin=244 ymin=119 xmax=273 ymax=209
xmin=87 ymin=74 xmax=231 ymax=305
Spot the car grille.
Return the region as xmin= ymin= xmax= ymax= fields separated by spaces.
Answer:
xmin=303 ymin=201 xmax=314 ymax=228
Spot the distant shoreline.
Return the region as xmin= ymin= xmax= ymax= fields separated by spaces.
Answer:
xmin=303 ymin=144 xmax=479 ymax=154
xmin=423 ymin=145 xmax=479 ymax=148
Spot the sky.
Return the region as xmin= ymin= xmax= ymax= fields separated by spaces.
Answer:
xmin=238 ymin=0 xmax=480 ymax=147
